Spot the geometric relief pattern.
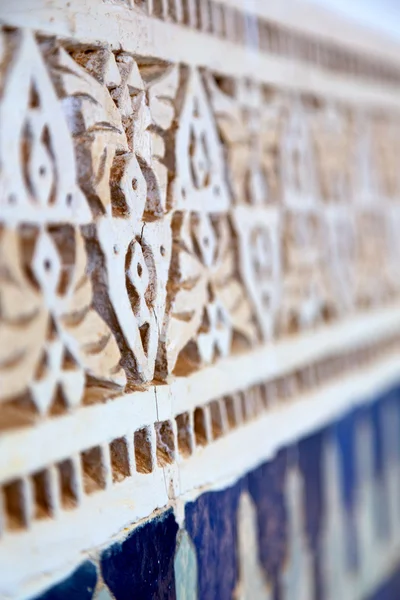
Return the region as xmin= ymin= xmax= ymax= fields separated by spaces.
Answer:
xmin=31 ymin=385 xmax=400 ymax=600
xmin=208 ymin=74 xmax=400 ymax=336
xmin=0 ymin=30 xmax=125 ymax=427
xmin=1 ymin=25 xmax=400 ymax=418
xmin=0 ymin=225 xmax=125 ymax=416
xmin=1 ymin=9 xmax=400 ymax=600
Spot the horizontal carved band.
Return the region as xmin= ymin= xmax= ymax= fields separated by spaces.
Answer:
xmin=1 ymin=28 xmax=400 ymax=433
xmin=85 ymin=0 xmax=400 ymax=86
xmin=1 ymin=331 xmax=399 ymax=534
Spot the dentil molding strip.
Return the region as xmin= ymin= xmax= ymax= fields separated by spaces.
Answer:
xmin=218 ymin=0 xmax=400 ymax=67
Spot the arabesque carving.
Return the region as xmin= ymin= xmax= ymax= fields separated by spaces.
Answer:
xmin=0 ymin=25 xmax=399 ymax=424
xmin=0 ymin=12 xmax=400 ymax=599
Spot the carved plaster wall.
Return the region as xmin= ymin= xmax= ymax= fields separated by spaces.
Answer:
xmin=1 ymin=1 xmax=400 ymax=598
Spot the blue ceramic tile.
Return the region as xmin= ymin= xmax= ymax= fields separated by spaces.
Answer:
xmin=358 ymin=397 xmax=392 ymax=543
xmin=334 ymin=409 xmax=357 ymax=513
xmin=393 ymin=385 xmax=400 ymax=460
xmin=385 ymin=386 xmax=400 ymax=462
xmin=185 ymin=482 xmax=241 ymax=600
xmin=298 ymin=430 xmax=326 ymax=600
xmin=367 ymin=565 xmax=400 ymax=600
xmin=101 ymin=509 xmax=178 ymax=600
xmin=370 ymin=397 xmax=385 ymax=481
xmin=334 ymin=409 xmax=359 ymax=571
xmin=298 ymin=431 xmax=325 ymax=550
xmin=247 ymin=449 xmax=287 ymax=600
xmin=33 ymin=561 xmax=97 ymax=600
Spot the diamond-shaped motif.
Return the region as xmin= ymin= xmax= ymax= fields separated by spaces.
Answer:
xmin=251 ymin=228 xmax=273 ymax=278
xmin=189 ymin=128 xmax=211 ymax=189
xmin=173 ymin=68 xmax=230 ymax=211
xmin=27 ymin=112 xmax=55 ymax=206
xmin=191 ymin=214 xmax=216 ymax=269
xmin=31 ymin=230 xmax=61 ymax=297
xmin=126 ymin=239 xmax=149 ymax=295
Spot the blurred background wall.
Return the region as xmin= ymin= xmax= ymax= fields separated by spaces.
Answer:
xmin=307 ymin=0 xmax=400 ymax=39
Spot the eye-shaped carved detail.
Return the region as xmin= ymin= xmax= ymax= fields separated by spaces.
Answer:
xmin=0 ymin=29 xmax=91 ymax=225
